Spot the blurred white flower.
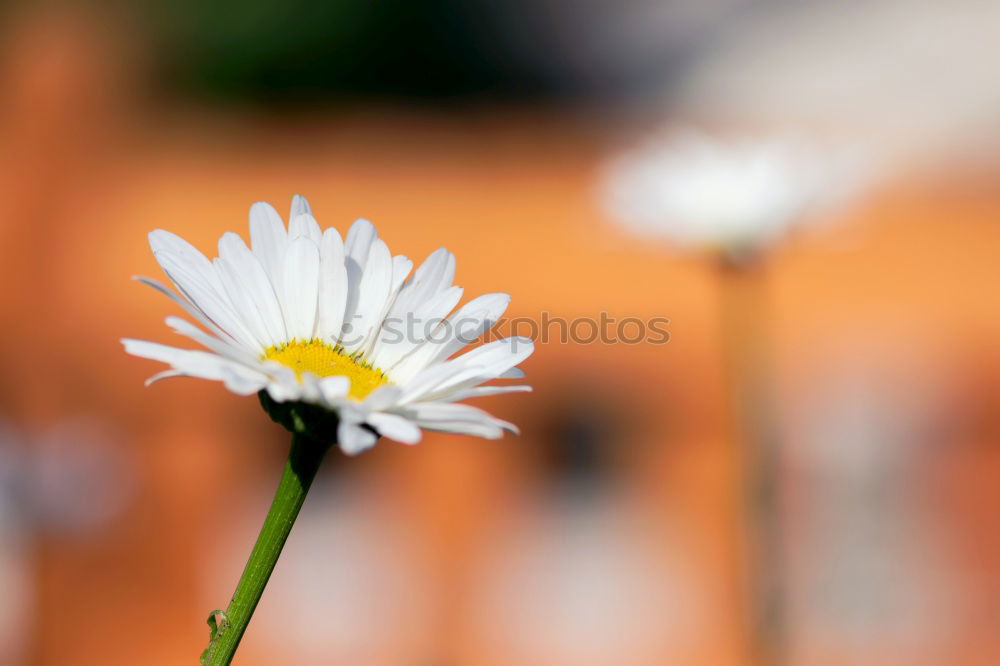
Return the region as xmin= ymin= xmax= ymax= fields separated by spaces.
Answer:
xmin=601 ymin=129 xmax=867 ymax=254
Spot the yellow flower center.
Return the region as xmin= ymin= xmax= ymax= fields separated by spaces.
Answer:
xmin=263 ymin=339 xmax=389 ymax=401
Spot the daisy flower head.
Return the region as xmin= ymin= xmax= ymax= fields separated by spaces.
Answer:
xmin=122 ymin=195 xmax=533 ymax=455
xmin=601 ymin=128 xmax=868 ymax=257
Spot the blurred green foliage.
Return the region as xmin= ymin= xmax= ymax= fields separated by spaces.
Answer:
xmin=141 ymin=0 xmax=537 ymax=105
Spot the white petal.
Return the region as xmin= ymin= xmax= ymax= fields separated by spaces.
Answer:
xmin=148 ymin=230 xmax=226 ymax=297
xmin=372 ymin=255 xmax=413 ymax=350
xmin=412 ymin=247 xmax=456 ymax=294
xmin=262 ymin=363 xmax=302 ymax=402
xmin=338 ymin=420 xmax=378 ymax=455
xmin=123 ymin=338 xmax=197 ymax=365
xmin=363 ymin=385 xmax=403 ymax=411
xmin=371 ymin=285 xmax=464 ymax=369
xmin=431 ymin=293 xmax=511 ymax=363
xmin=426 ymin=337 xmax=534 ymax=397
xmin=391 ymin=293 xmax=511 ymax=382
xmin=281 ymin=236 xmax=320 ymax=341
xmin=398 ymin=401 xmax=517 ymax=439
xmin=154 ymin=250 xmax=261 ymax=352
xmin=390 ymin=255 xmax=413 ymax=297
xmin=121 ymin=339 xmax=267 ymax=394
xmin=318 ymin=376 xmax=350 ymax=402
xmin=134 ymin=276 xmax=233 ymax=345
xmin=345 ymin=218 xmax=377 ymax=273
xmin=299 ymin=372 xmax=324 ymax=402
xmin=290 ymin=194 xmax=312 ymax=220
xmin=343 ymin=238 xmax=392 ymax=353
xmin=220 ymin=365 xmax=269 ymax=395
xmin=164 ymin=315 xmax=260 ymax=366
xmin=216 ymin=232 xmax=286 ymax=345
xmin=397 ymin=363 xmax=487 ymax=404
xmin=265 ymin=381 xmax=299 ymax=403
xmin=448 ymin=336 xmax=534 ymax=373
xmin=249 ymin=202 xmax=288 ymax=289
xmin=318 ymin=228 xmax=348 ymax=345
xmin=341 ymin=218 xmax=378 ymax=345
xmin=443 ymin=385 xmax=532 ymax=401
xmin=289 ymin=213 xmax=322 ymax=245
xmin=389 ymin=247 xmax=454 ymax=320
xmin=145 ymin=369 xmax=183 ymax=386
xmin=214 ymin=256 xmax=268 ymax=349
xmin=367 ymin=412 xmax=422 ymax=444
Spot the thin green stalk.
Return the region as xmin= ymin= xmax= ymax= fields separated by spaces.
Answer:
xmin=201 ymin=432 xmax=329 ymax=665
xmin=717 ymin=251 xmax=785 ymax=666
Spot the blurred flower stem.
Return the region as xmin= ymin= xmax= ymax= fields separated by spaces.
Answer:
xmin=200 ymin=432 xmax=329 ymax=666
xmin=717 ymin=249 xmax=785 ymax=666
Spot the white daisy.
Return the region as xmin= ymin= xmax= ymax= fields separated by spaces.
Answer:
xmin=122 ymin=195 xmax=533 ymax=455
xmin=601 ymin=129 xmax=867 ymax=254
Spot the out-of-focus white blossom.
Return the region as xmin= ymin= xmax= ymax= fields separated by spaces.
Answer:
xmin=601 ymin=129 xmax=868 ymax=254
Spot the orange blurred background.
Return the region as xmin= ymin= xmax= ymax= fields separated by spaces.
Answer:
xmin=0 ymin=2 xmax=998 ymax=665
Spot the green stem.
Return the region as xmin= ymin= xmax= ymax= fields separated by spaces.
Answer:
xmin=717 ymin=252 xmax=785 ymax=666
xmin=201 ymin=432 xmax=329 ymax=665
